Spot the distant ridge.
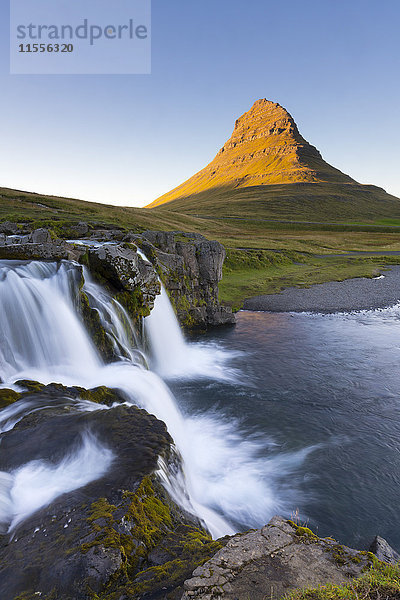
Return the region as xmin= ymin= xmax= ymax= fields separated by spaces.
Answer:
xmin=146 ymin=99 xmax=400 ymax=222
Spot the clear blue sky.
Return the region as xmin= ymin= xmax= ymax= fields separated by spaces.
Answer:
xmin=1 ymin=0 xmax=399 ymax=207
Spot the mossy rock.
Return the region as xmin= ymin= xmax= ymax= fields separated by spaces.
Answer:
xmin=79 ymin=291 xmax=115 ymax=361
xmin=14 ymin=380 xmax=45 ymax=393
xmin=78 ymin=386 xmax=123 ymax=407
xmin=0 ymin=388 xmax=21 ymax=409
xmin=81 ymin=476 xmax=225 ymax=600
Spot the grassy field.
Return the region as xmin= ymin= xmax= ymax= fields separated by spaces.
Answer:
xmin=147 ymin=182 xmax=400 ymax=223
xmin=2 ymin=185 xmax=400 ymax=309
xmin=219 ymin=249 xmax=400 ymax=310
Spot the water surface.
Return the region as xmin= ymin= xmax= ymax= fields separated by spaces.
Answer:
xmin=171 ymin=307 xmax=400 ymax=550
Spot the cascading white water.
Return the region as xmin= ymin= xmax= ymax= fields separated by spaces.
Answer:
xmin=0 ymin=257 xmax=314 ymax=538
xmin=0 ymin=261 xmax=101 ymax=382
xmin=144 ymin=284 xmax=241 ymax=380
xmin=144 ymin=285 xmax=188 ymax=374
xmin=0 ymin=431 xmax=114 ymax=533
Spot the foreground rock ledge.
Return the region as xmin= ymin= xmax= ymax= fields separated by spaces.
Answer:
xmin=181 ymin=516 xmax=373 ymax=600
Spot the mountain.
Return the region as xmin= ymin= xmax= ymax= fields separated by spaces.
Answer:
xmin=147 ymin=99 xmax=400 ymax=222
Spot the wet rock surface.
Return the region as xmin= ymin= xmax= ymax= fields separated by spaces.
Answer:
xmin=129 ymin=230 xmax=235 ymax=328
xmin=0 ymin=382 xmax=220 ymax=600
xmin=370 ymin=535 xmax=400 ymax=565
xmin=0 ymin=224 xmax=234 ymax=329
xmin=181 ymin=516 xmax=372 ymax=600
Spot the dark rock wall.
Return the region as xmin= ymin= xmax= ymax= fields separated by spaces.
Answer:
xmin=0 ymin=225 xmax=235 ymax=330
xmin=127 ymin=230 xmax=235 ymax=329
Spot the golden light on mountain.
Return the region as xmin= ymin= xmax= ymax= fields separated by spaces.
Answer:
xmin=147 ymin=99 xmax=354 ymax=209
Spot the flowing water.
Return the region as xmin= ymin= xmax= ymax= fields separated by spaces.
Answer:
xmin=0 ymin=258 xmax=310 ymax=539
xmin=186 ymin=308 xmax=400 ymax=550
xmin=1 ymin=258 xmax=400 ymax=550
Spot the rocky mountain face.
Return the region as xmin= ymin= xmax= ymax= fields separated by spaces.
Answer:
xmin=148 ymin=99 xmax=355 ymax=208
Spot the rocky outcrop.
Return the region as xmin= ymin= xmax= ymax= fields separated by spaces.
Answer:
xmin=0 ymin=228 xmax=160 ymax=318
xmin=0 ymin=382 xmax=223 ymax=600
xmin=86 ymin=243 xmax=161 ymax=313
xmin=181 ymin=517 xmax=373 ymax=600
xmin=0 ymin=225 xmax=234 ymax=329
xmin=370 ymin=535 xmax=400 ymax=565
xmin=127 ymin=230 xmax=235 ymax=328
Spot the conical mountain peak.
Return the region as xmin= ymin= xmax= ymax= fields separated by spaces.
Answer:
xmin=148 ymin=99 xmax=355 ymax=208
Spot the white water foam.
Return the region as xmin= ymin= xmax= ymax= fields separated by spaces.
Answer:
xmin=144 ymin=285 xmax=241 ymax=381
xmin=0 ymin=431 xmax=114 ymax=533
xmin=0 ymin=258 xmax=314 ymax=537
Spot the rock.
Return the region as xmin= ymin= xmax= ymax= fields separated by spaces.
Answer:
xmin=370 ymin=535 xmax=400 ymax=564
xmin=87 ymin=244 xmax=153 ymax=292
xmin=0 ymin=221 xmax=19 ymax=235
xmin=181 ymin=517 xmax=372 ymax=600
xmin=0 ymin=382 xmax=219 ymax=600
xmin=0 ymin=235 xmax=160 ymax=330
xmin=70 ymin=221 xmax=90 ymax=237
xmin=0 ymin=226 xmax=234 ymax=330
xmin=31 ymin=228 xmax=52 ymax=243
xmin=87 ymin=243 xmax=160 ymax=313
xmin=0 ymin=232 xmax=81 ymax=261
xmin=138 ymin=231 xmax=235 ymax=329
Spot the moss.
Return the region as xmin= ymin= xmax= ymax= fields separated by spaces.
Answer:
xmin=0 ymin=388 xmax=21 ymax=409
xmin=79 ymin=291 xmax=115 ymax=361
xmin=287 ymin=521 xmax=318 ymax=542
xmin=115 ymin=288 xmax=150 ymax=326
xmin=284 ymin=557 xmax=400 ymax=600
xmin=81 ymin=476 xmax=223 ymax=600
xmin=78 ymin=386 xmax=122 ymax=407
xmin=124 ymin=478 xmax=172 ymax=547
xmin=14 ymin=591 xmax=57 ymax=600
xmin=14 ymin=380 xmax=45 ymax=393
xmin=295 ymin=527 xmax=318 ymax=542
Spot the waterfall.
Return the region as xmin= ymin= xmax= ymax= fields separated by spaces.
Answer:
xmin=144 ymin=285 xmax=188 ymax=375
xmin=0 ymin=261 xmax=101 ymax=382
xmin=0 ymin=258 xmax=235 ymax=536
xmin=144 ymin=284 xmax=241 ymax=381
xmin=0 ymin=432 xmax=114 ymax=533
xmin=0 ymin=258 xmax=310 ymax=538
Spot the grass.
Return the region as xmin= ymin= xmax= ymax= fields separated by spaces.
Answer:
xmin=219 ymin=248 xmax=400 ymax=310
xmin=147 ymin=182 xmax=400 ymax=224
xmin=283 ymin=558 xmax=400 ymax=600
xmin=3 ymin=185 xmax=400 ymax=308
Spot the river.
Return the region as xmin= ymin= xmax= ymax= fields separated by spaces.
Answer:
xmin=1 ymin=258 xmax=400 ymax=552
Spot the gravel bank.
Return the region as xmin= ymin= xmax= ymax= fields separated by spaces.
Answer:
xmin=243 ymin=266 xmax=400 ymax=313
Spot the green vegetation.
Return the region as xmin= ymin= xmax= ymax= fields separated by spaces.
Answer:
xmin=3 ymin=185 xmax=400 ymax=309
xmin=286 ymin=520 xmax=319 ymax=542
xmin=81 ymin=476 xmax=224 ymax=600
xmin=148 ymin=181 xmax=400 ymax=223
xmin=0 ymin=388 xmax=20 ymax=409
xmin=219 ymin=248 xmax=400 ymax=310
xmin=284 ymin=558 xmax=400 ymax=600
